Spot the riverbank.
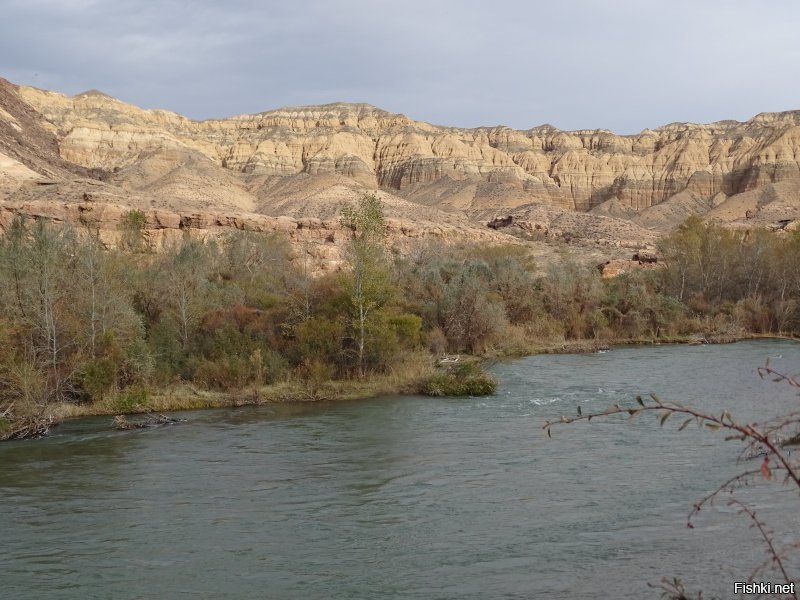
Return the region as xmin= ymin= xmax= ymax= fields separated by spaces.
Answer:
xmin=50 ymin=351 xmax=439 ymax=421
xmin=488 ymin=332 xmax=800 ymax=358
xmin=49 ymin=332 xmax=800 ymax=417
xmin=3 ymin=333 xmax=798 ymax=441
xmin=0 ymin=351 xmax=439 ymax=439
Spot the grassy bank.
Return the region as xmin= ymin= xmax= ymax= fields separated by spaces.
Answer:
xmin=54 ymin=332 xmax=799 ymax=421
xmin=4 ymin=333 xmax=798 ymax=441
xmin=53 ymin=366 xmax=434 ymax=420
xmin=9 ymin=351 xmax=439 ymax=436
xmin=485 ymin=331 xmax=800 ymax=358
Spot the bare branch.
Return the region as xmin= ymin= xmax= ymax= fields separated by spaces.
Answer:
xmin=686 ymin=468 xmax=762 ymax=527
xmin=543 ymin=399 xmax=800 ymax=489
xmin=729 ymin=499 xmax=797 ymax=599
xmin=0 ymin=402 xmax=14 ymax=419
xmin=648 ymin=577 xmax=704 ymax=600
xmin=544 ymin=385 xmax=800 ymax=595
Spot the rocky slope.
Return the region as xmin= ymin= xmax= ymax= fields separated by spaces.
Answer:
xmin=2 ymin=75 xmax=800 ymax=269
xmin=14 ymin=81 xmax=800 ymax=214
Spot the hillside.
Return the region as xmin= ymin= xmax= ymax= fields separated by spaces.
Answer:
xmin=3 ymin=76 xmax=800 ymax=269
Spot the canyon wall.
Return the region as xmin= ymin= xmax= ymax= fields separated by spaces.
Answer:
xmin=12 ymin=82 xmax=800 ymax=213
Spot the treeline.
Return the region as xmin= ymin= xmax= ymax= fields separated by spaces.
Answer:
xmin=659 ymin=216 xmax=800 ymax=333
xmin=2 ymin=199 xmax=800 ymax=436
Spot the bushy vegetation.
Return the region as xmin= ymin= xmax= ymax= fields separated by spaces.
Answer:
xmin=3 ymin=199 xmax=800 ymax=437
xmin=423 ymin=362 xmax=497 ymax=397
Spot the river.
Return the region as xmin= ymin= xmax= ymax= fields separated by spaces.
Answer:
xmin=2 ymin=340 xmax=799 ymax=599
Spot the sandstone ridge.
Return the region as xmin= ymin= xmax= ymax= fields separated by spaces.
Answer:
xmin=2 ymin=75 xmax=800 ymax=269
xmin=11 ymin=80 xmax=800 ymax=216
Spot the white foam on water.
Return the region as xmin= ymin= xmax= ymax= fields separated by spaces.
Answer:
xmin=528 ymin=396 xmax=563 ymax=406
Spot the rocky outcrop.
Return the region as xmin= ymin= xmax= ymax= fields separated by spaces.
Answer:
xmin=10 ymin=80 xmax=800 ymax=215
xmin=476 ymin=204 xmax=659 ymax=249
xmin=4 ymin=76 xmax=800 ymax=271
xmin=598 ymin=254 xmax=662 ymax=279
xmin=0 ymin=78 xmax=103 ymax=181
xmin=0 ymin=199 xmax=511 ymax=275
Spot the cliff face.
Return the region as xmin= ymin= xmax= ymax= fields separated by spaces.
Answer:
xmin=3 ymin=75 xmax=800 ymax=272
xmin=0 ymin=197 xmax=520 ymax=275
xmin=12 ymin=82 xmax=800 ymax=213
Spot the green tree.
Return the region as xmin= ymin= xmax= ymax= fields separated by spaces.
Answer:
xmin=340 ymin=193 xmax=395 ymax=377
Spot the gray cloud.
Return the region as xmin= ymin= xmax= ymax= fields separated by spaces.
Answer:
xmin=1 ymin=0 xmax=798 ymax=133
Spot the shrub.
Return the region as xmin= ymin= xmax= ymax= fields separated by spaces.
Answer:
xmin=427 ymin=326 xmax=448 ymax=355
xmin=389 ymin=313 xmax=423 ymax=347
xmin=77 ymin=358 xmax=117 ymax=402
xmin=115 ymin=386 xmax=150 ymax=412
xmin=296 ymin=359 xmax=336 ymax=400
xmin=294 ymin=317 xmax=344 ymax=371
xmin=423 ymin=362 xmax=497 ymax=397
xmin=194 ymin=356 xmax=251 ymax=390
xmin=120 ymin=210 xmax=147 ymax=252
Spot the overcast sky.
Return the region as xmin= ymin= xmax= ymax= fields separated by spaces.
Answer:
xmin=1 ymin=0 xmax=798 ymax=133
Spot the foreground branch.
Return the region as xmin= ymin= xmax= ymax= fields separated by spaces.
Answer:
xmin=730 ymin=499 xmax=798 ymax=599
xmin=543 ymin=367 xmax=800 ymax=597
xmin=542 ymin=394 xmax=800 ymax=489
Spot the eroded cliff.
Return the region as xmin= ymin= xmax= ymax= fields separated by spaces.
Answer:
xmin=13 ymin=82 xmax=800 ymax=214
xmin=2 ymin=75 xmax=800 ymax=270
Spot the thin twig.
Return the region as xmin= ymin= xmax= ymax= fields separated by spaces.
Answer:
xmin=0 ymin=402 xmax=14 ymax=419
xmin=758 ymin=366 xmax=800 ymax=389
xmin=687 ymin=468 xmax=762 ymax=527
xmin=729 ymin=499 xmax=797 ymax=599
xmin=543 ymin=399 xmax=800 ymax=489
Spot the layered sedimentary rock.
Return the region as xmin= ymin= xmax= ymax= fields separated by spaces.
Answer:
xmin=11 ymin=80 xmax=800 ymax=215
xmin=0 ymin=198 xmax=510 ymax=275
xmin=481 ymin=205 xmax=658 ymax=249
xmin=3 ymin=75 xmax=800 ymax=272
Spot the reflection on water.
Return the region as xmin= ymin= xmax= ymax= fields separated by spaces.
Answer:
xmin=1 ymin=340 xmax=799 ymax=599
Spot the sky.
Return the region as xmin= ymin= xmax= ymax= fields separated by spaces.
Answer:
xmin=1 ymin=0 xmax=798 ymax=133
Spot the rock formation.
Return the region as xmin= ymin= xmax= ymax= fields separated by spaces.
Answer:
xmin=12 ymin=80 xmax=800 ymax=215
xmin=3 ymin=74 xmax=800 ymax=270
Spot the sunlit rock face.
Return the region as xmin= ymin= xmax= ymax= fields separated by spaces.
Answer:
xmin=3 ymin=75 xmax=800 ymax=272
xmin=10 ymin=81 xmax=800 ymax=214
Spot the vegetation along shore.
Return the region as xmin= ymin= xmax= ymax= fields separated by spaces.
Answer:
xmin=3 ymin=193 xmax=800 ymax=440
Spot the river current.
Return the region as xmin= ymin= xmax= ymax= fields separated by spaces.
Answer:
xmin=2 ymin=340 xmax=799 ymax=599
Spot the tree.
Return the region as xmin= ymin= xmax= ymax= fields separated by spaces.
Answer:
xmin=73 ymin=229 xmax=143 ymax=359
xmin=541 ymin=261 xmax=604 ymax=338
xmin=0 ymin=219 xmax=78 ymax=402
xmin=218 ymin=230 xmax=290 ymax=307
xmin=659 ymin=215 xmax=706 ymax=302
xmin=440 ymin=260 xmax=507 ymax=353
xmin=162 ymin=237 xmax=213 ymax=352
xmin=340 ymin=193 xmax=395 ymax=377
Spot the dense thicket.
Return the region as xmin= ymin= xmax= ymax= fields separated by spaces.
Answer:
xmin=2 ymin=204 xmax=800 ymax=435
